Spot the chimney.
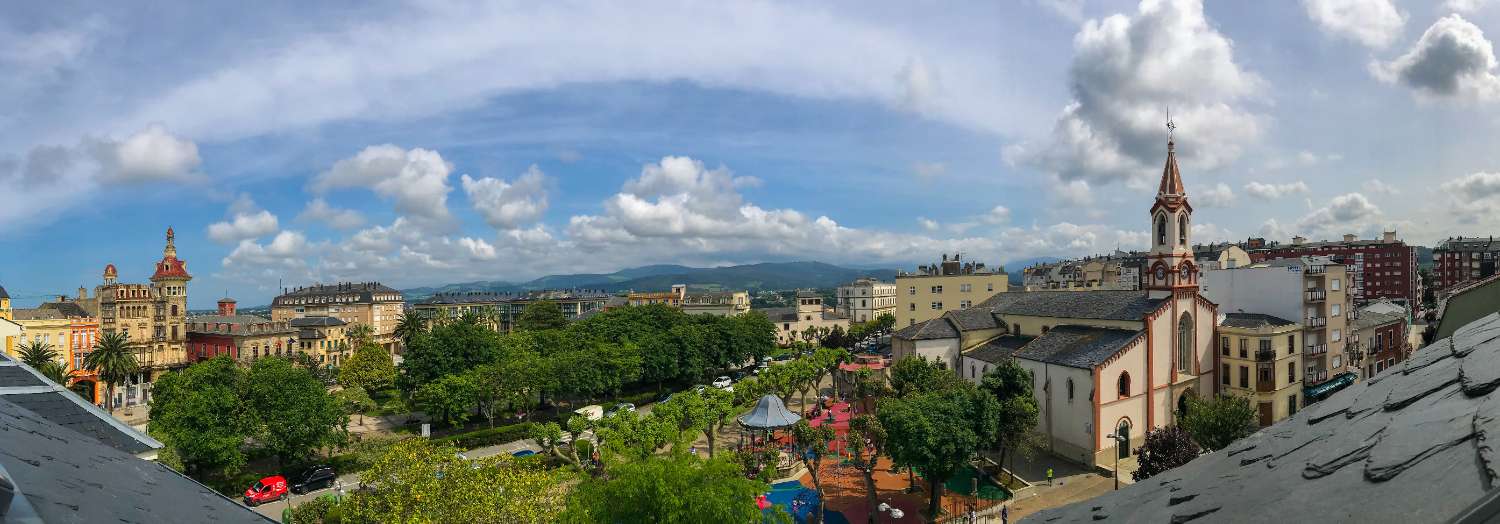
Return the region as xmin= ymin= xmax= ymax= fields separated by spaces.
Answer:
xmin=77 ymin=286 xmax=87 ymax=301
xmin=1383 ymin=230 xmax=1397 ymax=243
xmin=1343 ymin=233 xmax=1357 ymax=243
xmin=218 ymin=297 xmax=237 ymax=316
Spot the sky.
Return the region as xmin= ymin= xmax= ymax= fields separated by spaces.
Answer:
xmin=5 ymin=0 xmax=1500 ymax=308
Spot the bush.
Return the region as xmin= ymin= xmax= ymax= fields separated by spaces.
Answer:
xmin=433 ymin=422 xmax=538 ymax=450
xmin=611 ymin=390 xmax=660 ymax=407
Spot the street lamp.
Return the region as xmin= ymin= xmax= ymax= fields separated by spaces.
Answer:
xmin=1108 ymin=432 xmax=1128 ymax=490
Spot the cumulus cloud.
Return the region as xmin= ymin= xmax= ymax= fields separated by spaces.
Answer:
xmin=1297 ymin=192 xmax=1382 ymax=234
xmin=461 ymin=165 xmax=549 ymax=230
xmin=297 ymin=198 xmax=366 ymax=230
xmin=0 ymin=124 xmax=200 ymax=226
xmin=1372 ymin=14 xmax=1500 ymax=101
xmin=1446 ymin=0 xmax=1491 ymax=13
xmin=1198 ymin=183 xmax=1234 ymax=207
xmin=1259 ymin=218 xmax=1291 ymax=241
xmin=96 ymin=124 xmax=201 ymax=183
xmin=917 ymin=217 xmax=941 ymax=232
xmin=1301 ymin=0 xmax=1406 ymax=49
xmin=206 ymin=200 xmax=279 ymax=245
xmin=1007 ymin=0 xmax=1265 ymax=185
xmin=983 ymin=205 xmax=1012 ymax=225
xmin=1244 ymin=180 xmax=1311 ymax=199
xmin=1441 ymin=171 xmax=1500 ymax=223
xmin=220 ymin=230 xmax=318 ymax=283
xmin=1055 ymin=179 xmax=1094 ymax=207
xmin=312 ymin=145 xmax=453 ymax=228
xmin=1363 ymin=179 xmax=1400 ymax=195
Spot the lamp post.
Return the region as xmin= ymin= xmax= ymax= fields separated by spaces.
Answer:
xmin=1109 ymin=432 xmax=1128 ymax=490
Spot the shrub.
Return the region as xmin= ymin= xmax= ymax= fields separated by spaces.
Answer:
xmin=433 ymin=422 xmax=538 ymax=450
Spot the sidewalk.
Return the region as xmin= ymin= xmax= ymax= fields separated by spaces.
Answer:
xmin=992 ymin=451 xmax=1120 ymax=522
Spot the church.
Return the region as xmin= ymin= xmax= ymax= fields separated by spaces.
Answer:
xmin=891 ymin=137 xmax=1218 ymax=467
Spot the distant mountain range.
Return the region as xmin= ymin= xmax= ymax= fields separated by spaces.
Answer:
xmin=401 ymin=261 xmax=901 ymax=299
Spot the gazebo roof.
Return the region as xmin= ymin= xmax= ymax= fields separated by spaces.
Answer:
xmin=738 ymin=394 xmax=801 ymax=429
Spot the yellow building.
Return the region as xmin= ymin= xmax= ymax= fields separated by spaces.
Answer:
xmin=758 ymin=291 xmax=851 ymax=345
xmin=680 ymin=291 xmax=751 ymax=317
xmin=272 ymin=282 xmax=405 ymax=352
xmin=292 ymin=317 xmax=351 ymax=365
xmin=627 ymin=284 xmax=686 ymax=307
xmin=895 ymin=254 xmax=1008 ymax=327
xmin=1216 ymin=313 xmax=1302 ymax=427
xmin=0 ymin=285 xmax=17 ymax=356
xmin=89 ymin=228 xmax=192 ymax=408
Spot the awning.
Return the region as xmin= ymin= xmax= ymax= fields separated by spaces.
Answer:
xmin=1304 ymin=372 xmax=1357 ymax=401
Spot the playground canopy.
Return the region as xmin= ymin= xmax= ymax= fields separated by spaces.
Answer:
xmin=738 ymin=394 xmax=801 ymax=429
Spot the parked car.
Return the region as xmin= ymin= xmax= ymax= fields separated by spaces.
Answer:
xmin=511 ymin=449 xmax=538 ymax=458
xmin=575 ymin=404 xmax=604 ymax=422
xmin=290 ymin=465 xmax=337 ymax=494
xmin=731 ymin=370 xmax=748 ymax=381
xmin=606 ymin=402 xmax=636 ymax=418
xmin=658 ymin=392 xmax=675 ymax=404
xmin=243 ymin=475 xmax=288 ymax=506
xmin=712 ymin=376 xmax=733 ymax=389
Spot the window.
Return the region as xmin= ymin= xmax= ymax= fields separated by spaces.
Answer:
xmin=1221 ymin=364 xmax=1230 ymax=384
xmin=931 ymin=285 xmax=943 ymax=294
xmin=987 ymin=283 xmax=994 ymax=292
xmin=930 ymin=302 xmax=943 ymax=310
xmin=1288 ymin=362 xmax=1296 ymax=383
xmin=1258 ymin=365 xmax=1272 ymax=384
xmin=1118 ymin=372 xmax=1131 ymax=398
xmin=970 ymin=365 xmax=976 ymax=379
xmin=908 ymin=286 xmax=915 ymax=295
xmin=960 ymin=300 xmax=972 ymax=309
xmin=1289 ymin=394 xmax=1298 ymax=416
xmin=1259 ymin=339 xmax=1271 ymax=353
xmin=1331 ymin=278 xmax=1342 ymax=291
xmin=1288 ymin=334 xmax=1297 ymax=355
xmin=1221 ymin=336 xmax=1230 ymax=356
xmin=1156 ymin=214 xmax=1167 ymax=247
xmin=960 ymin=284 xmax=972 ymax=292
xmin=1239 ymin=338 xmax=1248 ymax=358
xmin=1067 ymin=378 xmax=1075 ymax=401
xmin=1239 ymin=366 xmax=1249 ymax=388
xmin=1331 ymin=304 xmax=1342 ymax=317
xmin=908 ymin=303 xmax=916 ymax=311
xmin=1332 ymin=329 xmax=1342 ymax=342
xmin=1178 ymin=313 xmax=1194 ymax=373
xmin=1179 ymin=215 xmax=1188 ymax=246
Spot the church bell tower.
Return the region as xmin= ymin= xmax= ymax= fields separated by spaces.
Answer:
xmin=1145 ymin=123 xmax=1196 ymax=300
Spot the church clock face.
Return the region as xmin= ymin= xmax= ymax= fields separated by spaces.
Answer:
xmin=1180 ymin=265 xmax=1191 ymax=281
xmin=1155 ymin=266 xmax=1167 ymax=281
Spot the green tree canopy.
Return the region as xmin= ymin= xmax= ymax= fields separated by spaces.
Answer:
xmin=413 ymin=373 xmax=479 ymax=428
xmin=889 ymin=355 xmax=958 ymax=397
xmin=1180 ymin=394 xmax=1257 ymax=451
xmin=343 ymin=438 xmax=564 ymax=524
xmin=245 ymin=357 xmax=349 ymax=466
xmin=789 ymin=420 xmax=836 ymax=523
xmin=561 ymin=453 xmax=768 ymax=524
xmin=878 ymin=382 xmax=1000 ymax=518
xmin=16 ymin=339 xmax=60 ymax=370
xmin=84 ymin=331 xmax=137 ymax=411
xmin=148 ymin=357 xmax=253 ymax=478
xmin=340 ymin=341 xmax=397 ymax=392
xmin=979 ymin=359 xmax=1039 ymax=473
xmin=397 ymin=319 xmax=503 ymax=392
xmin=516 ymin=301 xmax=567 ymax=331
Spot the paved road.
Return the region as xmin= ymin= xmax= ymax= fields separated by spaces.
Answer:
xmin=251 ymin=403 xmax=657 ymax=518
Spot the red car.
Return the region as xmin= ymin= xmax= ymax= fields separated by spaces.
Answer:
xmin=243 ymin=475 xmax=288 ymax=506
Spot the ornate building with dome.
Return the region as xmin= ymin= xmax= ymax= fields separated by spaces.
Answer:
xmin=86 ymin=228 xmax=192 ymax=409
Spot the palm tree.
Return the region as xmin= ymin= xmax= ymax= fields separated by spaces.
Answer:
xmin=394 ymin=311 xmax=428 ymax=346
xmin=16 ymin=340 xmax=60 ymax=370
xmin=84 ymin=331 xmax=138 ymax=412
xmin=348 ymin=324 xmax=375 ymax=347
xmin=36 ymin=361 xmax=68 ymax=384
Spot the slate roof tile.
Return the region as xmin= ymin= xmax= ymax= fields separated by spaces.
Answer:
xmin=1026 ymin=311 xmax=1500 ymax=523
xmin=892 ymin=318 xmax=959 ymax=341
xmin=1012 ymin=326 xmax=1142 ymax=369
xmin=977 ymin=290 xmax=1163 ymax=322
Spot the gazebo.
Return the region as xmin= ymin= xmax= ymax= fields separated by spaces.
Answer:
xmin=738 ymin=395 xmax=801 ymax=455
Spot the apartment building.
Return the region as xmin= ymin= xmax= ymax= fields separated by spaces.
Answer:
xmin=412 ymin=290 xmax=611 ymax=332
xmin=627 ymin=284 xmax=686 ymax=307
xmin=1249 ymin=231 xmax=1419 ymax=309
xmin=680 ymin=291 xmax=751 ymax=317
xmin=1201 ymin=256 xmax=1354 ymax=401
xmin=895 ymin=253 xmax=1007 ymax=327
xmin=89 ymin=228 xmax=192 ymax=408
xmin=1216 ymin=313 xmax=1302 ymax=426
xmin=11 ymin=295 xmax=101 ymax=403
xmin=1021 ymin=254 xmax=1142 ymax=292
xmin=271 ymin=282 xmax=405 ymax=352
xmin=758 ymin=291 xmax=851 ymax=345
xmin=186 ymin=298 xmax=298 ymax=364
xmin=1433 ymin=236 xmax=1500 ymax=294
xmin=835 ymin=278 xmax=896 ymax=323
xmin=1348 ymin=303 xmax=1409 ymax=378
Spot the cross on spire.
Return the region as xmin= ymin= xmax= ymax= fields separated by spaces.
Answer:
xmin=1166 ymin=109 xmax=1176 ymax=148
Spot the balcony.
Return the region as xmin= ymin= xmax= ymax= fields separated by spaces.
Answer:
xmin=1305 ymin=370 xmax=1331 ymax=384
xmin=1306 ymin=343 xmax=1327 ymax=355
xmin=1305 ymin=316 xmax=1327 ymax=328
xmin=1306 ymin=265 xmax=1327 ymax=275
xmin=1255 ymin=349 xmax=1276 ymax=362
xmin=1305 ymin=289 xmax=1326 ymax=302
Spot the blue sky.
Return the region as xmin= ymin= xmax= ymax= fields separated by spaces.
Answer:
xmin=5 ymin=0 xmax=1500 ymax=308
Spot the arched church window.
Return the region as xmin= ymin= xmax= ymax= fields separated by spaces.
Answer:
xmin=1179 ymin=215 xmax=1188 ymax=246
xmin=1118 ymin=372 xmax=1131 ymax=398
xmin=1178 ymin=312 xmax=1194 ymax=373
xmin=1156 ymin=215 xmax=1167 ymax=247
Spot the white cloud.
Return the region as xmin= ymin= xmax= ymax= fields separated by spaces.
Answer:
xmin=97 ymin=124 xmax=201 ymax=183
xmin=1244 ymin=180 xmax=1311 ymax=199
xmin=1191 ymin=222 xmax=1234 ymax=243
xmin=457 ymin=237 xmax=498 ymax=260
xmin=297 ymin=198 xmax=366 ymax=230
xmin=1037 ymin=0 xmax=1085 ymax=22
xmin=0 ymin=125 xmax=200 ymax=227
xmin=983 ymin=205 xmax=1012 ymax=225
xmin=312 ymin=145 xmax=453 ymax=228
xmin=1363 ymin=179 xmax=1400 ymax=195
xmin=912 ymin=161 xmax=946 ymax=179
xmin=1055 ymin=179 xmax=1094 ymax=207
xmin=1446 ymin=0 xmax=1491 ymax=13
xmin=220 ymin=230 xmax=318 ymax=283
xmin=207 ymin=210 xmax=279 ymax=244
xmin=1301 ymin=0 xmax=1406 ymax=49
xmin=1259 ymin=218 xmax=1291 ymax=241
xmin=917 ymin=217 xmax=941 ymax=231
xmin=461 ymin=165 xmax=549 ymax=230
xmin=1441 ymin=171 xmax=1500 ymax=223
xmin=1372 ymin=14 xmax=1500 ymax=101
xmin=1198 ymin=183 xmax=1234 ymax=207
xmin=1007 ymin=0 xmax=1265 ymax=185
xmin=1297 ymin=192 xmax=1382 ymax=234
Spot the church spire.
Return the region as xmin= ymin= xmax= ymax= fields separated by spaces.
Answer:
xmin=164 ymin=226 xmax=178 ymax=258
xmin=1158 ymin=118 xmax=1185 ymax=196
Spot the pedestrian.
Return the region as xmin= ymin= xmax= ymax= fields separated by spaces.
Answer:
xmin=1002 ymin=505 xmax=1009 ymax=524
xmin=1046 ymin=467 xmax=1054 ymax=486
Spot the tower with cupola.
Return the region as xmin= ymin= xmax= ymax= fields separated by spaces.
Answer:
xmin=1145 ymin=130 xmax=1197 ymax=300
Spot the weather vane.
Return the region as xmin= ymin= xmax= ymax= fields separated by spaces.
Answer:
xmin=1166 ymin=107 xmax=1176 ymax=142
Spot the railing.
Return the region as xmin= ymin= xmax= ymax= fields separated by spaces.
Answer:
xmin=1306 ymin=265 xmax=1327 ymax=275
xmin=1255 ymin=349 xmax=1276 ymax=362
xmin=1306 ymin=317 xmax=1327 ymax=327
xmin=1306 ymin=343 xmax=1327 ymax=355
xmin=1256 ymin=369 xmax=1277 ymax=392
xmin=1305 ymin=290 xmax=1326 ymax=301
xmin=1306 ymin=370 xmax=1330 ymax=384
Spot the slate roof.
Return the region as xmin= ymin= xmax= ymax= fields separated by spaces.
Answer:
xmin=0 ymin=397 xmax=273 ymax=523
xmin=288 ymin=316 xmax=348 ymax=327
xmin=1351 ymin=309 xmax=1404 ymax=331
xmin=1027 ymin=312 xmax=1500 ymax=523
xmin=757 ymin=307 xmax=797 ymax=323
xmin=0 ymin=284 xmax=8 ymax=299
xmin=273 ymin=282 xmax=402 ymax=306
xmin=963 ymin=335 xmax=1034 ymax=364
xmin=893 ymin=317 xmax=960 ymax=341
xmin=1220 ymin=312 xmax=1298 ymax=329
xmin=976 ymin=290 xmax=1164 ymax=322
xmin=0 ymin=351 xmax=162 ymax=457
xmin=1013 ymin=326 xmax=1143 ymax=369
xmin=944 ymin=307 xmax=1000 ymax=331
xmin=12 ymin=308 xmax=66 ymax=321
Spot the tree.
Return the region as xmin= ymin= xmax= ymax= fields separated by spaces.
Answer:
xmin=850 ymin=368 xmax=891 ymax=415
xmin=290 ymin=350 xmax=337 ymax=385
xmin=847 ymin=414 xmax=888 ymax=524
xmin=148 ymin=357 xmax=253 ymax=479
xmin=397 ymin=320 xmax=503 ymax=393
xmin=340 ymin=341 xmax=397 ymax=392
xmin=652 ymin=387 xmax=735 ymax=457
xmin=347 ymin=324 xmax=375 ymax=347
xmin=878 ymin=383 xmax=1000 ymax=518
xmin=594 ymin=409 xmax=677 ymax=461
xmin=17 ymin=340 xmax=60 ymax=370
xmin=531 ymin=416 xmax=593 ymax=470
xmin=823 ymin=324 xmax=849 ymax=349
xmin=394 ymin=310 xmax=429 ymax=348
xmin=516 ymin=301 xmax=567 ymax=331
xmin=561 ymin=453 xmax=768 ymax=524
xmin=36 ymin=361 xmax=68 ymax=384
xmin=1132 ymin=425 xmax=1200 ymax=481
xmin=979 ymin=359 xmax=1039 ymax=478
xmin=244 ymin=357 xmax=349 ymax=467
xmin=335 ymin=386 xmax=378 ymax=426
xmin=871 ymin=313 xmax=896 ymax=334
xmin=343 ymin=438 xmax=564 ymax=523
xmin=789 ymin=420 xmax=836 ymax=523
xmin=1180 ymin=394 xmax=1257 ymax=451
xmin=889 ymin=355 xmax=957 ymax=398
xmin=84 ymin=331 xmax=138 ymax=411
xmin=413 ymin=373 xmax=479 ymax=428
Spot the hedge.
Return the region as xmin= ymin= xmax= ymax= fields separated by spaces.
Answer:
xmin=433 ymin=422 xmax=538 ymax=450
